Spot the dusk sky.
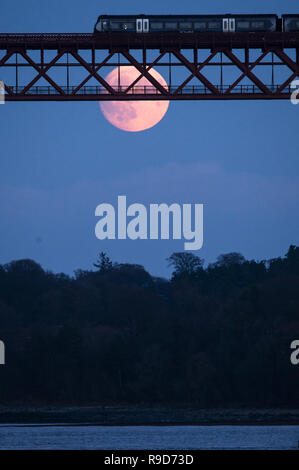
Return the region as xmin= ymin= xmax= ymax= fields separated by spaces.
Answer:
xmin=1 ymin=0 xmax=298 ymax=278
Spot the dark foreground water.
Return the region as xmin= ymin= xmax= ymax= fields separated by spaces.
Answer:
xmin=0 ymin=425 xmax=298 ymax=449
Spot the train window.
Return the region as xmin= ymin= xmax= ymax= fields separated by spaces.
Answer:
xmin=296 ymin=21 xmax=299 ymax=28
xmin=208 ymin=22 xmax=220 ymax=29
xmin=123 ymin=23 xmax=134 ymax=30
xmin=180 ymin=22 xmax=192 ymax=29
xmin=251 ymin=21 xmax=265 ymax=29
xmin=102 ymin=21 xmax=108 ymax=31
xmin=165 ymin=22 xmax=177 ymax=30
xmin=237 ymin=21 xmax=250 ymax=29
xmin=110 ymin=22 xmax=121 ymax=30
xmin=151 ymin=22 xmax=163 ymax=30
xmin=194 ymin=22 xmax=207 ymax=30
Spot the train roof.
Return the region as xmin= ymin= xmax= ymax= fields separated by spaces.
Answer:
xmin=96 ymin=14 xmax=279 ymax=19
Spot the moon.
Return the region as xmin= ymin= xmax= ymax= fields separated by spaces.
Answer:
xmin=99 ymin=66 xmax=169 ymax=132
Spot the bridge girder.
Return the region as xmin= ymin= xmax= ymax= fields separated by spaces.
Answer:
xmin=0 ymin=32 xmax=298 ymax=101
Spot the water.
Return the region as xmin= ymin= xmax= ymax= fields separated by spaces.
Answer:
xmin=0 ymin=425 xmax=298 ymax=449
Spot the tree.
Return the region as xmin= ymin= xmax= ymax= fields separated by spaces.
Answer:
xmin=285 ymin=245 xmax=299 ymax=274
xmin=215 ymin=252 xmax=245 ymax=267
xmin=4 ymin=259 xmax=45 ymax=275
xmin=167 ymin=252 xmax=204 ymax=278
xmin=93 ymin=252 xmax=113 ymax=272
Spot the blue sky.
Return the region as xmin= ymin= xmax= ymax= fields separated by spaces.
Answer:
xmin=0 ymin=0 xmax=298 ymax=278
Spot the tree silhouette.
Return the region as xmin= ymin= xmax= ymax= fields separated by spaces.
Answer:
xmin=215 ymin=252 xmax=246 ymax=267
xmin=167 ymin=252 xmax=204 ymax=278
xmin=0 ymin=245 xmax=298 ymax=408
xmin=93 ymin=252 xmax=113 ymax=272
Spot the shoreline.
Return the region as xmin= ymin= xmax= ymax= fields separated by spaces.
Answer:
xmin=1 ymin=422 xmax=299 ymax=427
xmin=0 ymin=407 xmax=298 ymax=426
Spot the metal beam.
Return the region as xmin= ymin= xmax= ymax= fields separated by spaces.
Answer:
xmin=0 ymin=32 xmax=298 ymax=101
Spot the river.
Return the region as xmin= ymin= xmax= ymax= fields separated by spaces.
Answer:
xmin=0 ymin=424 xmax=298 ymax=449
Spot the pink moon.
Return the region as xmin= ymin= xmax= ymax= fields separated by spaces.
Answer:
xmin=99 ymin=66 xmax=169 ymax=132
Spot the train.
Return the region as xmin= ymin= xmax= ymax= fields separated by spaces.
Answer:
xmin=94 ymin=14 xmax=299 ymax=34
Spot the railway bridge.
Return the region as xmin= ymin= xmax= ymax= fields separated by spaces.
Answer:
xmin=0 ymin=32 xmax=299 ymax=101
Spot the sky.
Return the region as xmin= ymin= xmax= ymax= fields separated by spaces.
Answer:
xmin=0 ymin=0 xmax=298 ymax=278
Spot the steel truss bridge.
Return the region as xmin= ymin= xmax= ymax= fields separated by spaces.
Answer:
xmin=0 ymin=32 xmax=299 ymax=101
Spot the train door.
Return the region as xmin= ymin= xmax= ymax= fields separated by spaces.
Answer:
xmin=136 ymin=19 xmax=143 ymax=33
xmin=229 ymin=18 xmax=236 ymax=32
xmin=143 ymin=19 xmax=149 ymax=33
xmin=223 ymin=18 xmax=229 ymax=32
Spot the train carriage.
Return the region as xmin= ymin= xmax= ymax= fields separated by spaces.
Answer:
xmin=94 ymin=14 xmax=282 ymax=34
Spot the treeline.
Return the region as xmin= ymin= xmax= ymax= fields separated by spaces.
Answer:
xmin=0 ymin=246 xmax=298 ymax=407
